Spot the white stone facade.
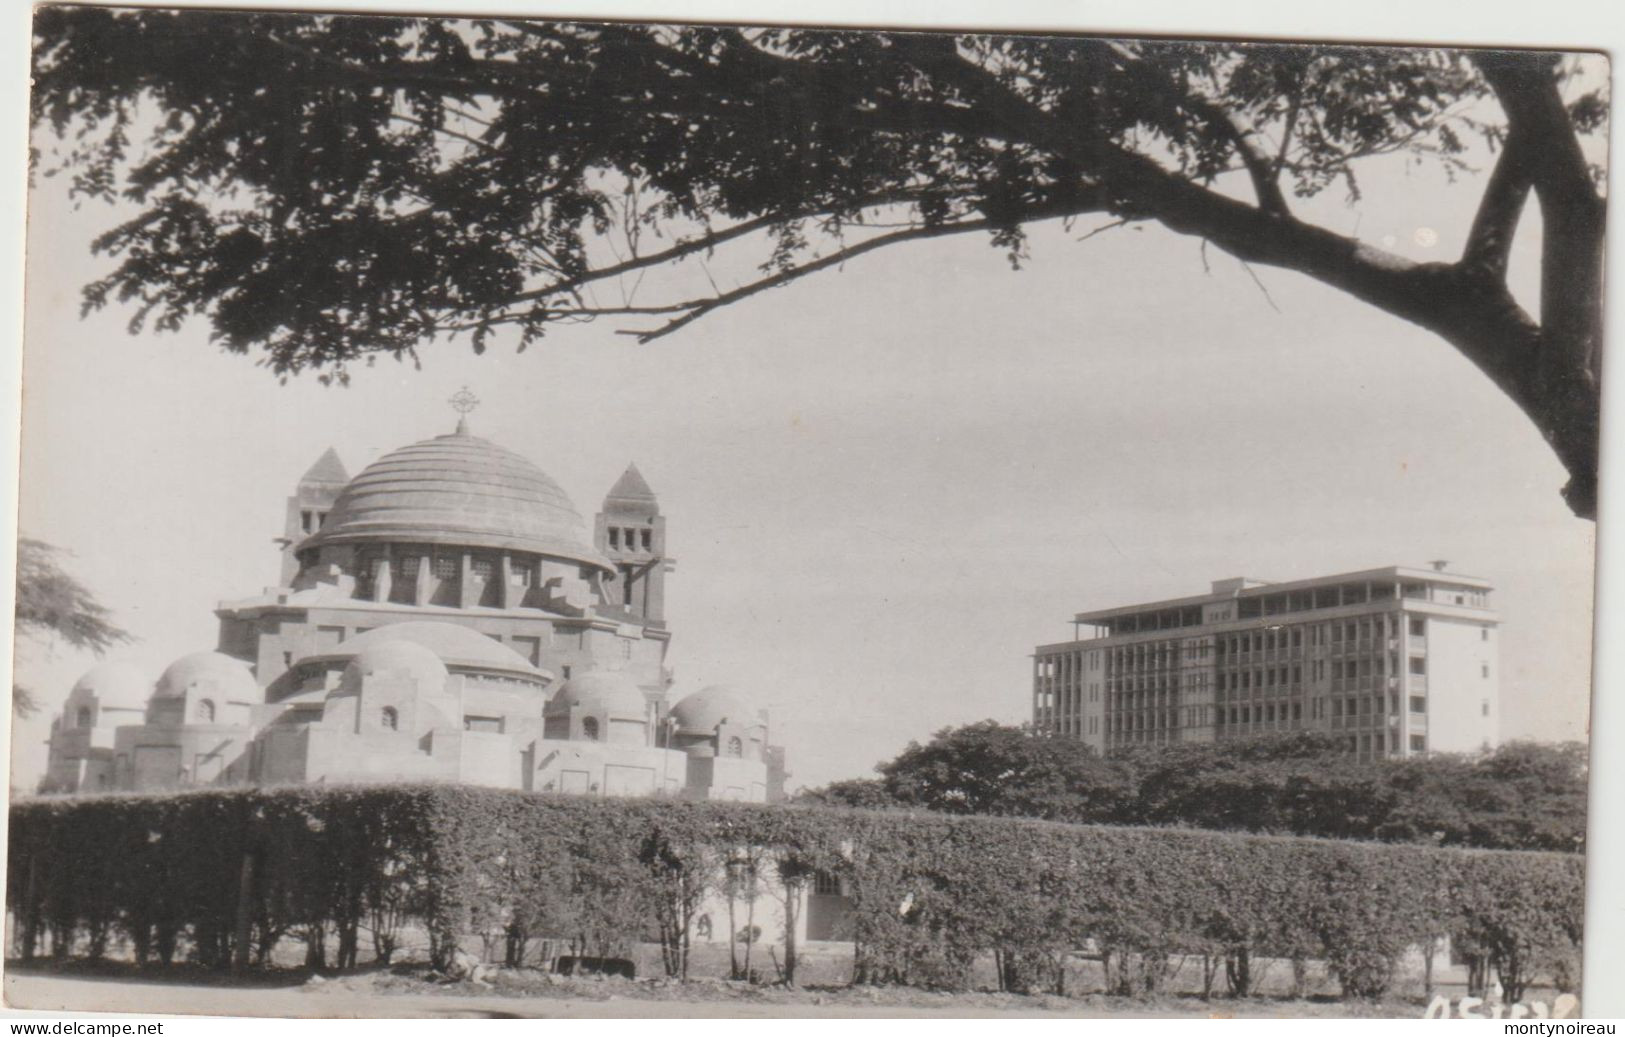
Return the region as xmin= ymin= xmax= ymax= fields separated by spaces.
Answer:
xmin=43 ymin=424 xmax=783 ymax=801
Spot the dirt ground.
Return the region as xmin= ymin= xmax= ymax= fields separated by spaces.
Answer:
xmin=3 ymin=967 xmax=1428 ymax=1019
xmin=1 ymin=952 xmax=1494 ymax=1020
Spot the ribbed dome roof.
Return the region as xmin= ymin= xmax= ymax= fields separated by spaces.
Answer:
xmin=153 ymin=652 xmax=259 ymax=702
xmin=311 ymin=621 xmax=549 ymax=684
xmin=70 ymin=661 xmax=152 ymax=711
xmin=670 ymin=685 xmax=763 ymax=735
xmin=301 ymin=430 xmax=611 ymax=571
xmin=545 ymin=670 xmax=649 ymax=718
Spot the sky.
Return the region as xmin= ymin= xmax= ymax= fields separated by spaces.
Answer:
xmin=5 ymin=20 xmax=1604 ymax=797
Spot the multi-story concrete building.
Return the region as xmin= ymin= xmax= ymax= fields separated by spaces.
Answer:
xmin=1032 ymin=565 xmax=1500 ymax=760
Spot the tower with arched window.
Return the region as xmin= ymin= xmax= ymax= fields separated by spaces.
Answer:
xmin=594 ymin=463 xmax=672 ymax=624
xmin=278 ymin=447 xmax=351 ymax=586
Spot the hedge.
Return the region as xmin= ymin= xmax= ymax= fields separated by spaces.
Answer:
xmin=5 ymin=785 xmax=1585 ymax=1001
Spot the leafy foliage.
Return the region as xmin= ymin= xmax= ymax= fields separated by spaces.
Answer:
xmin=876 ymin=721 xmax=1137 ymax=821
xmin=802 ymin=724 xmax=1588 ymax=853
xmin=7 ymin=784 xmax=1584 ymax=1002
xmin=29 ymin=10 xmax=1608 ymax=513
xmin=12 ymin=538 xmax=132 ymax=717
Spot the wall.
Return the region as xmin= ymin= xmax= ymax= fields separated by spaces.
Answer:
xmin=224 ymin=603 xmax=670 ymax=699
xmin=532 ymin=742 xmax=690 ymax=798
xmin=1421 ymin=615 xmax=1499 ymax=753
xmin=684 ymin=754 xmax=771 ymax=802
xmin=112 ymin=723 xmax=254 ymax=791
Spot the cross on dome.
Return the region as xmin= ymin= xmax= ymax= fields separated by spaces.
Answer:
xmin=448 ymin=386 xmax=480 ymax=433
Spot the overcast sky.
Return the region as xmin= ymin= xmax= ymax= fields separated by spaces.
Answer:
xmin=7 ymin=25 xmax=1602 ymax=793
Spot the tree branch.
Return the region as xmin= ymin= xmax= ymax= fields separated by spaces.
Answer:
xmin=1460 ymin=133 xmax=1533 ymax=281
xmin=621 ymin=196 xmax=1098 ymax=342
xmin=1102 ymin=41 xmax=1290 ymax=214
xmin=505 ymin=187 xmax=970 ymax=307
xmin=1272 ymin=89 xmax=1303 ymax=180
xmin=1474 ymin=50 xmax=1604 ymax=517
xmin=877 ymin=38 xmax=1550 ymax=417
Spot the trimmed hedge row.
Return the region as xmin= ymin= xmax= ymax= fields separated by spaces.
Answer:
xmin=6 ymin=785 xmax=1584 ymax=1001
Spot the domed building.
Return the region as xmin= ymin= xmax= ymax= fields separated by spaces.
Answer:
xmin=39 ymin=662 xmax=151 ymax=793
xmin=43 ymin=413 xmax=784 ymax=803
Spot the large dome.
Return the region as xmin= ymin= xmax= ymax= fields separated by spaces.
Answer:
xmin=300 ymin=430 xmax=611 ymax=571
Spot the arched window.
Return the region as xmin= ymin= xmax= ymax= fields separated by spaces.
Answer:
xmin=195 ymin=699 xmax=215 ymax=723
xmin=76 ymin=706 xmax=93 ymax=728
xmin=582 ymin=717 xmax=600 ymax=741
xmin=381 ymin=706 xmax=399 ymax=731
xmin=725 ymin=736 xmax=743 ymax=758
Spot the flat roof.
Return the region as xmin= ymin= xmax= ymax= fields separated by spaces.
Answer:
xmin=1072 ymin=565 xmax=1492 ymax=624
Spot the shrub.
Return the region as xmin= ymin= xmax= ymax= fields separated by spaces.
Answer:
xmin=6 ymin=785 xmax=1584 ymax=1001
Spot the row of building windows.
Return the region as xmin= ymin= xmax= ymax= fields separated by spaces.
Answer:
xmin=1082 ymin=616 xmax=1489 ymax=676
xmin=1052 ymin=666 xmax=1473 ymax=719
xmin=1093 ymin=579 xmax=1490 ymax=638
xmin=1327 ymin=731 xmax=1432 ymax=757
xmin=607 ymin=526 xmax=654 ymax=553
xmin=345 ymin=547 xmax=546 ymax=601
xmin=1065 ymin=687 xmax=1439 ymax=725
xmin=1215 ymin=701 xmax=1304 ymax=725
xmin=364 ymin=552 xmax=534 ymax=585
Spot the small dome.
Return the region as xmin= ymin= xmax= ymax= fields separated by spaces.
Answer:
xmin=337 ymin=639 xmax=449 ymax=697
xmin=670 ymin=685 xmax=762 ymax=735
xmin=312 ymin=621 xmax=548 ymax=684
xmin=69 ymin=662 xmax=151 ymax=711
xmin=545 ymin=670 xmax=648 ymax=718
xmin=153 ymin=652 xmax=258 ymax=702
xmin=299 ymin=431 xmax=612 ymax=572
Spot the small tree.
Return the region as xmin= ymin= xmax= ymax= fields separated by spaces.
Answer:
xmin=723 ymin=844 xmax=770 ymax=981
xmin=12 ymin=537 xmax=131 ymax=716
xmin=773 ymin=852 xmax=825 ymax=988
xmin=641 ymin=826 xmax=715 ymax=980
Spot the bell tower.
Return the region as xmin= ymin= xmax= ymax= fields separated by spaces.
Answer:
xmin=279 ymin=447 xmax=349 ymax=585
xmin=595 ymin=463 xmax=672 ymax=622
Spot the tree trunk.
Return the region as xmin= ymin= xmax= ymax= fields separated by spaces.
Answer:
xmin=19 ymin=856 xmax=39 ymax=962
xmin=727 ymin=882 xmax=740 ymax=979
xmin=1498 ymin=949 xmax=1528 ymax=1006
xmin=782 ymin=877 xmax=803 ymax=987
xmin=304 ymin=921 xmax=327 ymax=971
xmin=1466 ymin=954 xmax=1488 ymax=998
xmin=155 ymin=923 xmax=178 ymax=966
xmin=231 ymin=851 xmax=255 ymax=976
xmin=337 ymin=920 xmax=359 ymax=970
xmin=743 ymin=884 xmax=757 ymax=980
xmin=1225 ymin=947 xmax=1252 ymax=998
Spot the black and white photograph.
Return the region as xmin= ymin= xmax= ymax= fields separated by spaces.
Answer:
xmin=2 ymin=0 xmax=1618 ymax=1023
